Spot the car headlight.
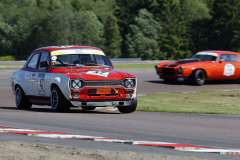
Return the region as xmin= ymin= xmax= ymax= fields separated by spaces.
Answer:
xmin=70 ymin=79 xmax=83 ymax=90
xmin=122 ymin=79 xmax=136 ymax=88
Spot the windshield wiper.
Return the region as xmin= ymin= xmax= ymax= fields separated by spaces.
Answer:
xmin=100 ymin=64 xmax=110 ymax=68
xmin=76 ymin=64 xmax=84 ymax=67
xmin=56 ymin=59 xmax=73 ymax=66
xmin=85 ymin=63 xmax=99 ymax=66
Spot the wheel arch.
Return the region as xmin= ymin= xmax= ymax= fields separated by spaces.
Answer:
xmin=14 ymin=84 xmax=26 ymax=95
xmin=192 ymin=68 xmax=207 ymax=78
xmin=50 ymin=82 xmax=70 ymax=101
xmin=14 ymin=84 xmax=21 ymax=90
xmin=51 ymin=83 xmax=60 ymax=91
xmin=49 ymin=74 xmax=71 ymax=100
xmin=50 ymin=83 xmax=72 ymax=112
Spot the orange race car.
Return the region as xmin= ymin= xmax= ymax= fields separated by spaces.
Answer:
xmin=155 ymin=51 xmax=240 ymax=85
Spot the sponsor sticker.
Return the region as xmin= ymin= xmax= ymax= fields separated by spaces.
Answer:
xmin=51 ymin=56 xmax=57 ymax=61
xmin=223 ymin=64 xmax=235 ymax=76
xmin=86 ymin=71 xmax=110 ymax=78
xmin=51 ymin=49 xmax=104 ymax=56
xmin=197 ymin=52 xmax=218 ymax=57
xmin=38 ymin=74 xmax=45 ymax=95
xmin=51 ymin=56 xmax=57 ymax=64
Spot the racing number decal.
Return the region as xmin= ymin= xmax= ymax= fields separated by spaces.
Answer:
xmin=223 ymin=64 xmax=235 ymax=76
xmin=86 ymin=71 xmax=110 ymax=78
xmin=38 ymin=74 xmax=45 ymax=95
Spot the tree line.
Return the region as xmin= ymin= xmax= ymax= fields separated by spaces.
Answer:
xmin=0 ymin=0 xmax=240 ymax=60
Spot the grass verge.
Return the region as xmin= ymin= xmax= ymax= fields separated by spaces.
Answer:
xmin=0 ymin=64 xmax=22 ymax=67
xmin=137 ymin=90 xmax=240 ymax=115
xmin=0 ymin=55 xmax=15 ymax=61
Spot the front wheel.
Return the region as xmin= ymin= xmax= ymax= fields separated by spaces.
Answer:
xmin=117 ymin=97 xmax=137 ymax=114
xmin=192 ymin=70 xmax=206 ymax=86
xmin=15 ymin=86 xmax=32 ymax=109
xmin=51 ymin=87 xmax=71 ymax=112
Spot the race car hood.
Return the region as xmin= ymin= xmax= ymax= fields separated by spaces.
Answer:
xmin=163 ymin=58 xmax=202 ymax=67
xmin=51 ymin=67 xmax=135 ymax=80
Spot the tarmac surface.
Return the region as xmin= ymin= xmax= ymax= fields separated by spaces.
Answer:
xmin=0 ymin=68 xmax=240 ymax=159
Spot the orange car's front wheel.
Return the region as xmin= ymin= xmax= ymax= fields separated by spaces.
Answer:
xmin=192 ymin=70 xmax=206 ymax=86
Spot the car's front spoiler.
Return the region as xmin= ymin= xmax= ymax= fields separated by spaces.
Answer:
xmin=70 ymin=100 xmax=133 ymax=107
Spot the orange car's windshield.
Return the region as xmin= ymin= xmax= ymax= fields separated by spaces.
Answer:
xmin=192 ymin=54 xmax=217 ymax=62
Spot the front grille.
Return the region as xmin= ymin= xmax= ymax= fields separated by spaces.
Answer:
xmin=162 ymin=68 xmax=175 ymax=76
xmin=84 ymin=80 xmax=122 ymax=87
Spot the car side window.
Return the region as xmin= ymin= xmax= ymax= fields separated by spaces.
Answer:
xmin=229 ymin=54 xmax=239 ymax=62
xmin=38 ymin=52 xmax=49 ymax=70
xmin=219 ymin=54 xmax=239 ymax=62
xmin=27 ymin=53 xmax=40 ymax=69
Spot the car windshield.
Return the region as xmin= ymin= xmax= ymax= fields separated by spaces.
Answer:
xmin=191 ymin=52 xmax=218 ymax=61
xmin=51 ymin=49 xmax=112 ymax=68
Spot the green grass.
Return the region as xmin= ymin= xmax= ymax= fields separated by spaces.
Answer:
xmin=137 ymin=90 xmax=240 ymax=115
xmin=0 ymin=64 xmax=22 ymax=68
xmin=114 ymin=63 xmax=157 ymax=69
xmin=0 ymin=55 xmax=15 ymax=61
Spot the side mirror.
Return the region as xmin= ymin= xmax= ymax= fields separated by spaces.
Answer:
xmin=219 ymin=60 xmax=224 ymax=63
xmin=40 ymin=61 xmax=49 ymax=68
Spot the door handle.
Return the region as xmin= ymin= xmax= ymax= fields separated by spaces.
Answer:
xmin=32 ymin=73 xmax=36 ymax=77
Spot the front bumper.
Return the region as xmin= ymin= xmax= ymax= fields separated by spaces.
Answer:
xmin=69 ymin=85 xmax=137 ymax=107
xmin=70 ymin=100 xmax=134 ymax=107
xmin=157 ymin=67 xmax=191 ymax=82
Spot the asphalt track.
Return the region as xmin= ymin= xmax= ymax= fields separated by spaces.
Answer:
xmin=0 ymin=69 xmax=240 ymax=159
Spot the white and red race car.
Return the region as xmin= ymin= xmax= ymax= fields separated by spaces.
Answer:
xmin=10 ymin=46 xmax=137 ymax=113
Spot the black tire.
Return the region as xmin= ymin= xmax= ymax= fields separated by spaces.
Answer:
xmin=192 ymin=70 xmax=206 ymax=86
xmin=51 ymin=87 xmax=71 ymax=112
xmin=81 ymin=107 xmax=96 ymax=111
xmin=15 ymin=85 xmax=32 ymax=109
xmin=117 ymin=97 xmax=137 ymax=114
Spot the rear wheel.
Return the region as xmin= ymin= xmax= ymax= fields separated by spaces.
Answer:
xmin=51 ymin=87 xmax=71 ymax=112
xmin=15 ymin=85 xmax=32 ymax=109
xmin=192 ymin=70 xmax=206 ymax=86
xmin=117 ymin=97 xmax=137 ymax=114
